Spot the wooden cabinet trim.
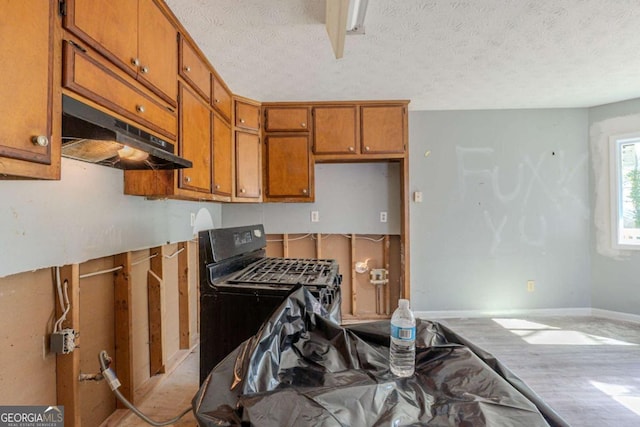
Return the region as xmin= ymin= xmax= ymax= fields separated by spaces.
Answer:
xmin=62 ymin=41 xmax=176 ymax=140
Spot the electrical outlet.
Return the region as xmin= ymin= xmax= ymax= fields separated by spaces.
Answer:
xmin=311 ymin=211 xmax=319 ymax=222
xmin=414 ymin=191 xmax=423 ymax=202
xmin=527 ymin=280 xmax=535 ymax=292
xmin=380 ymin=211 xmax=387 ymax=223
xmin=190 ymin=213 xmax=196 ymax=227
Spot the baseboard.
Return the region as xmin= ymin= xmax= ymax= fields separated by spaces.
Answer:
xmin=591 ymin=308 xmax=640 ymax=324
xmin=414 ymin=307 xmax=592 ymax=319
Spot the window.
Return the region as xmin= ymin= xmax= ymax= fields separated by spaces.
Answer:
xmin=610 ymin=133 xmax=640 ymax=249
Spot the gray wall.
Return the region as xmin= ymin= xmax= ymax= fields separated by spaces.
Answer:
xmin=588 ymin=98 xmax=640 ymax=315
xmin=409 ymin=109 xmax=591 ymax=311
xmin=222 ymin=163 xmax=401 ymax=234
xmin=0 ymin=158 xmax=221 ymax=278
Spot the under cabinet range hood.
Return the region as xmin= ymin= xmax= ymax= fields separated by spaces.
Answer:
xmin=61 ymin=96 xmax=192 ymax=170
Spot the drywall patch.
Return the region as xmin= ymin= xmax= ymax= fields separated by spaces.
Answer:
xmin=590 ymin=113 xmax=640 ymax=259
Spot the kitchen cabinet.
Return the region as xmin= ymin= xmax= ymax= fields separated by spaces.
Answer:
xmin=235 ymin=101 xmax=260 ymax=131
xmin=0 ymin=0 xmax=59 ymax=179
xmin=179 ymin=83 xmax=211 ymax=193
xmin=264 ymin=107 xmax=310 ymax=132
xmin=212 ymin=75 xmax=232 ymax=122
xmin=235 ymin=131 xmax=261 ymax=199
xmin=264 ymin=135 xmax=313 ymax=201
xmin=62 ymin=41 xmax=177 ymax=140
xmin=361 ymin=105 xmax=406 ymax=154
xmin=64 ymin=0 xmax=178 ymax=106
xmin=313 ymin=106 xmax=358 ymax=155
xmin=212 ymin=112 xmax=232 ymax=197
xmin=179 ymin=35 xmax=210 ymax=102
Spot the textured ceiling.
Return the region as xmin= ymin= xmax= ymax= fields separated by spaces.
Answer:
xmin=165 ymin=0 xmax=640 ymax=110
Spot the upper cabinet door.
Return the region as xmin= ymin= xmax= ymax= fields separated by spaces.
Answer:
xmin=235 ymin=131 xmax=261 ymax=198
xmin=264 ymin=135 xmax=312 ymax=200
xmin=264 ymin=107 xmax=309 ymax=132
xmin=211 ymin=76 xmax=232 ymax=122
xmin=235 ymin=101 xmax=260 ymax=131
xmin=179 ymin=35 xmax=210 ymax=102
xmin=137 ymin=0 xmax=178 ymax=103
xmin=0 ymin=0 xmax=56 ymax=177
xmin=179 ymin=84 xmax=211 ymax=193
xmin=64 ymin=0 xmax=177 ymax=106
xmin=212 ymin=113 xmax=232 ymax=196
xmin=313 ymin=106 xmax=358 ymax=154
xmin=64 ymin=0 xmax=138 ymax=75
xmin=361 ymin=105 xmax=406 ymax=154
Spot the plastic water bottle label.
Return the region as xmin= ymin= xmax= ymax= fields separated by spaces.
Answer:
xmin=391 ymin=324 xmax=415 ymax=341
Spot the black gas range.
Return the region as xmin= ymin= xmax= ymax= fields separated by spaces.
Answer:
xmin=198 ymin=224 xmax=341 ymax=383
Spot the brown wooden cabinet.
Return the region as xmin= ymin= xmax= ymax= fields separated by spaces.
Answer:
xmin=361 ymin=105 xmax=406 ymax=154
xmin=264 ymin=107 xmax=310 ymax=132
xmin=0 ymin=0 xmax=59 ymax=179
xmin=179 ymin=35 xmax=210 ymax=102
xmin=235 ymin=101 xmax=260 ymax=131
xmin=313 ymin=106 xmax=358 ymax=155
xmin=64 ymin=0 xmax=178 ymax=106
xmin=212 ymin=75 xmax=232 ymax=122
xmin=264 ymin=135 xmax=313 ymax=201
xmin=235 ymin=131 xmax=261 ymax=199
xmin=179 ymin=83 xmax=211 ymax=193
xmin=62 ymin=41 xmax=177 ymax=140
xmin=212 ymin=112 xmax=232 ymax=197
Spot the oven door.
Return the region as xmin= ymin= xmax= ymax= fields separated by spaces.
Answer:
xmin=199 ymin=286 xmax=291 ymax=384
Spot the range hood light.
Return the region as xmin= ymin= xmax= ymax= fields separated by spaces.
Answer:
xmin=118 ymin=145 xmax=149 ymax=161
xmin=61 ymin=96 xmax=192 ymax=170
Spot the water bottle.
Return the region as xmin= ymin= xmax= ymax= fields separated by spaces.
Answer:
xmin=390 ymin=299 xmax=416 ymax=377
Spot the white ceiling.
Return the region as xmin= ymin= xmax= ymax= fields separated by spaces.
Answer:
xmin=165 ymin=0 xmax=640 ymax=111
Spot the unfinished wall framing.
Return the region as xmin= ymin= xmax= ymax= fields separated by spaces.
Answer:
xmin=0 ymin=240 xmax=199 ymax=426
xmin=266 ymin=233 xmax=401 ymax=320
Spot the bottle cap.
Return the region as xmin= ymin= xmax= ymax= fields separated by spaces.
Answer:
xmin=398 ymin=299 xmax=410 ymax=309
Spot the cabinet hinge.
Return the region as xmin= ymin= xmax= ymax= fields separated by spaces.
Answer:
xmin=59 ymin=0 xmax=67 ymax=17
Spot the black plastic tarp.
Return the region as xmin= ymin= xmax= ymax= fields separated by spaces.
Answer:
xmin=193 ymin=287 xmax=568 ymax=426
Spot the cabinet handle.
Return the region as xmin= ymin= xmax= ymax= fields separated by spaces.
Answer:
xmin=184 ymin=65 xmax=191 ymax=72
xmin=214 ymin=98 xmax=220 ymax=103
xmin=301 ymin=122 xmax=306 ymax=128
xmin=31 ymin=135 xmax=49 ymax=147
xmin=215 ymin=184 xmax=221 ymax=190
xmin=240 ymin=188 xmax=246 ymax=194
xmin=365 ymin=146 xmax=370 ymax=151
xmin=302 ymin=189 xmax=308 ymax=195
xmin=239 ymin=118 xmax=245 ymax=124
xmin=140 ymin=66 xmax=149 ymax=74
xmin=185 ymin=176 xmax=192 ymax=183
xmin=131 ymin=57 xmax=140 ymax=66
xmin=136 ymin=105 xmax=145 ymax=113
xmin=348 ymin=146 xmax=355 ymax=152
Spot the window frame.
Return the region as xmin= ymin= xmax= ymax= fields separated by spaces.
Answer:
xmin=609 ymin=132 xmax=640 ymax=250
